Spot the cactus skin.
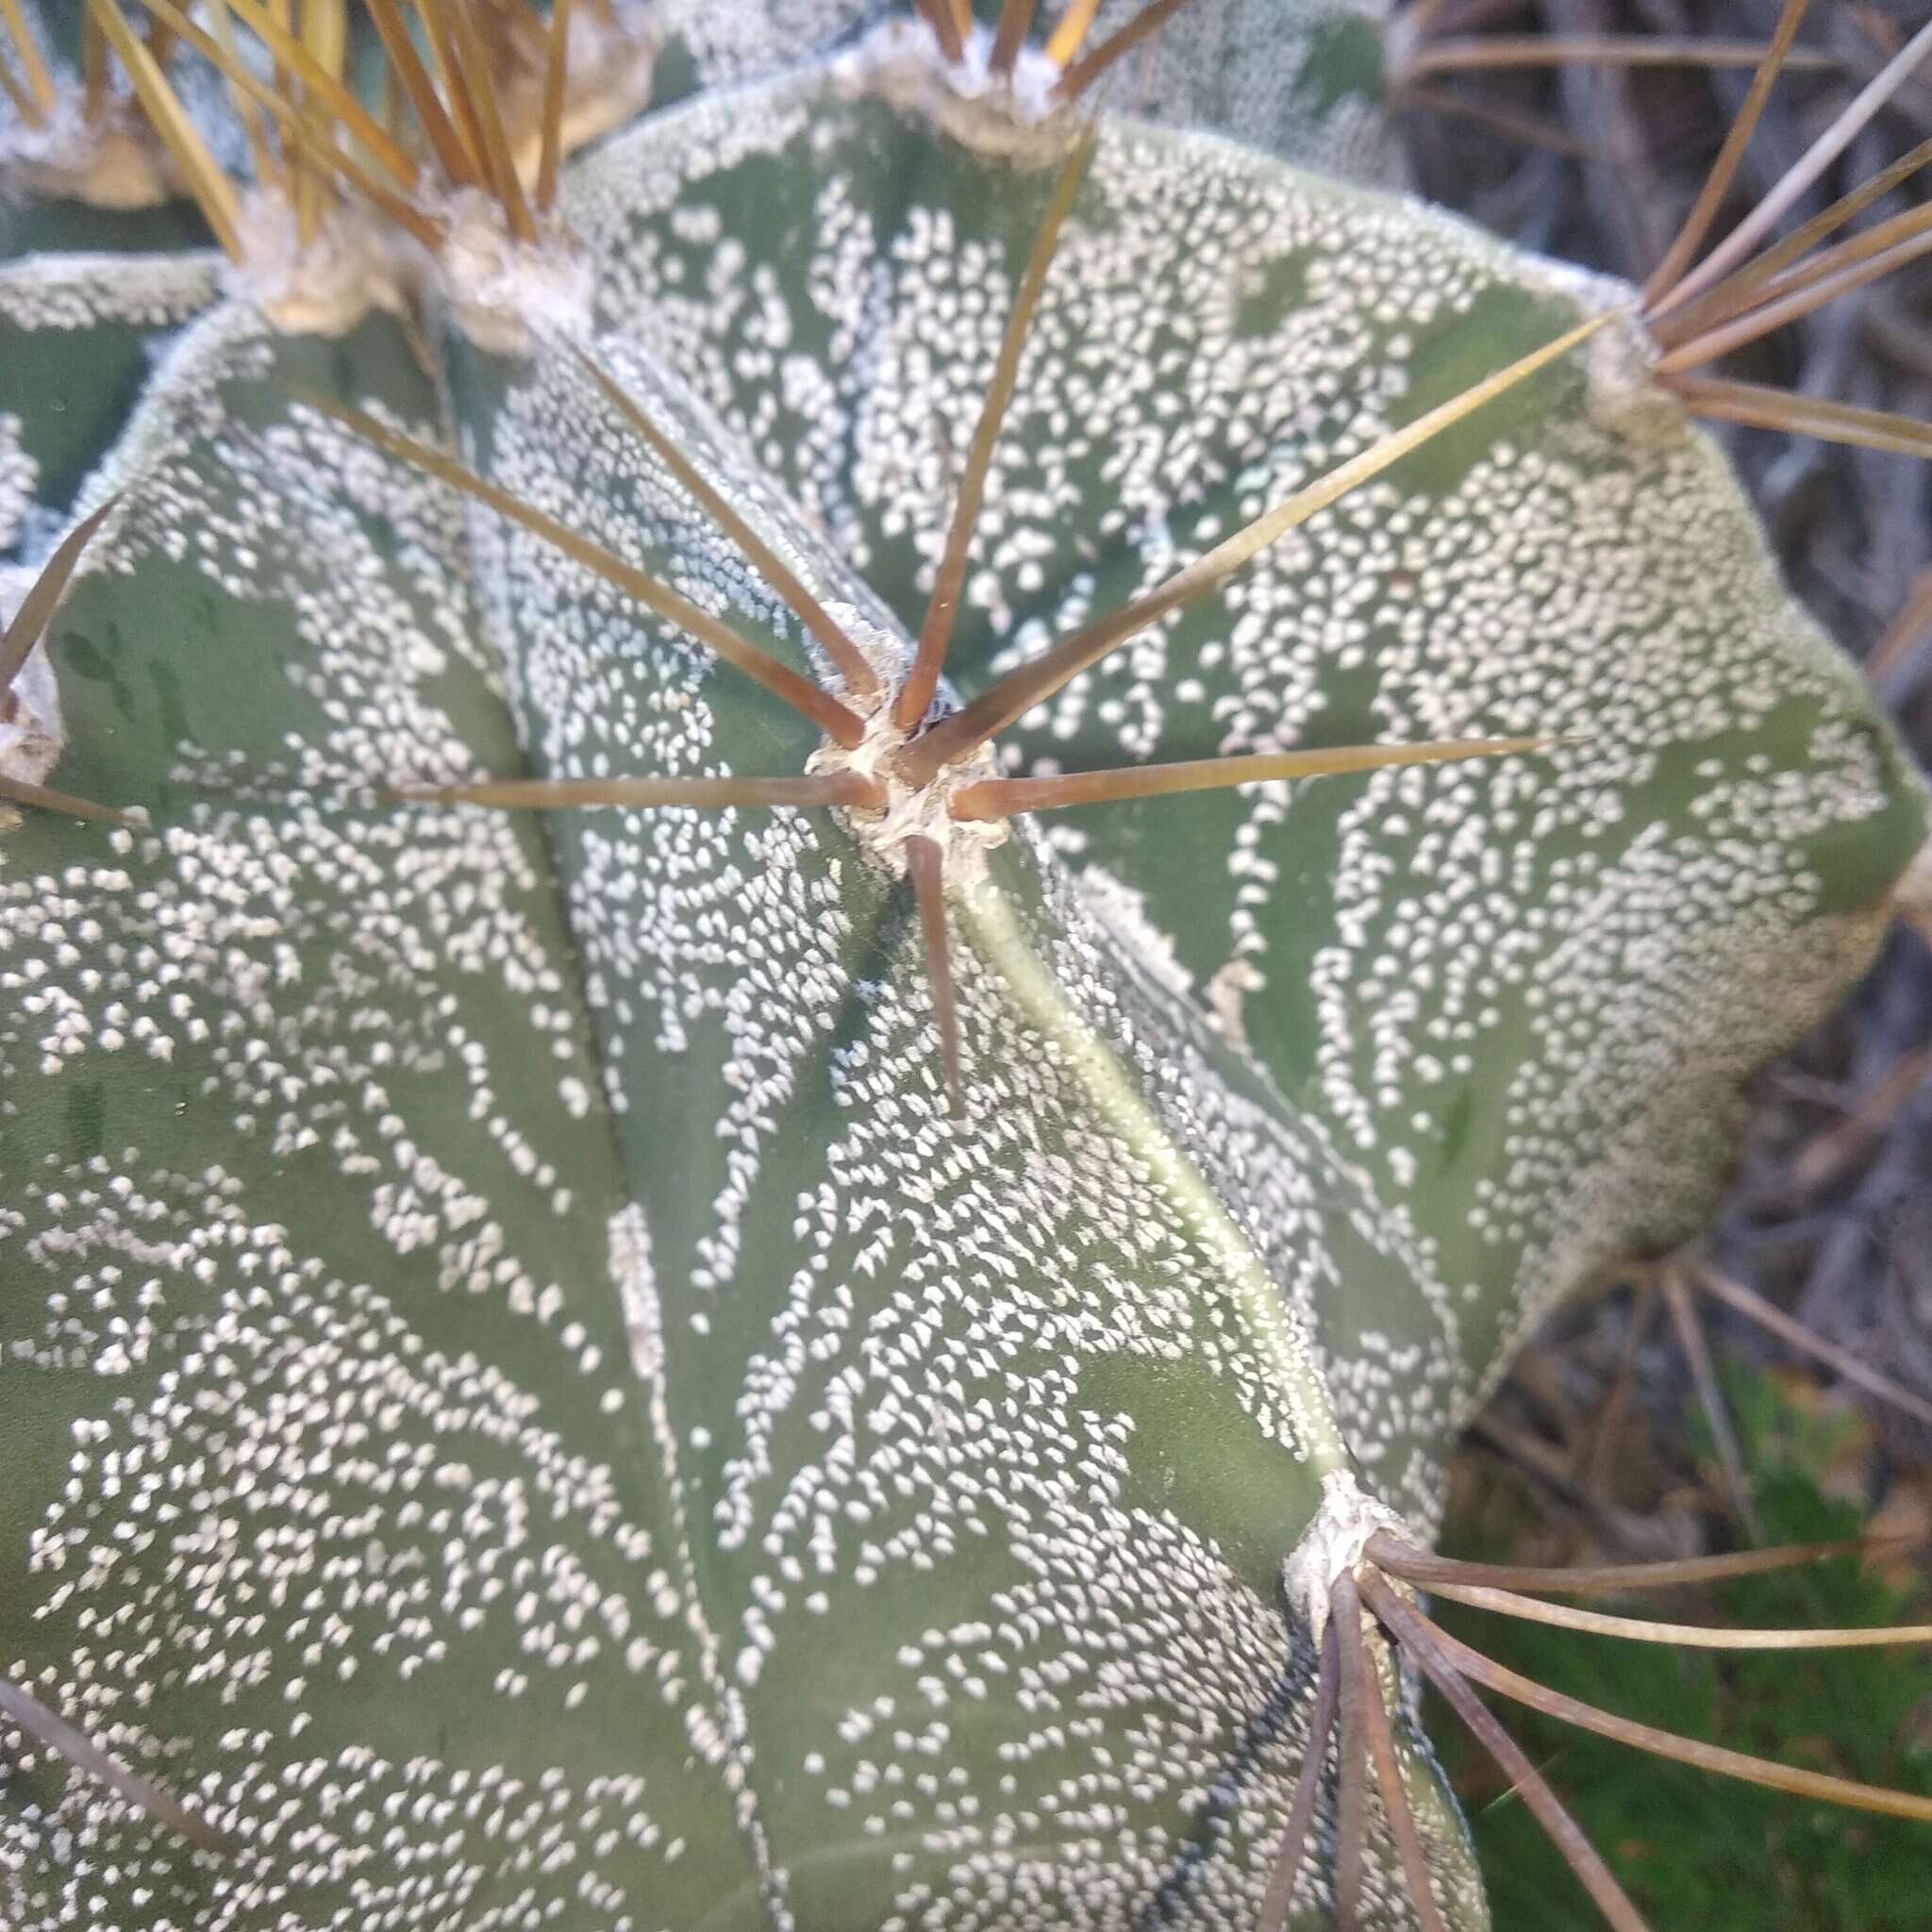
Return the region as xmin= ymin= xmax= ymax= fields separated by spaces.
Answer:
xmin=0 ymin=0 xmax=1395 ymax=574
xmin=0 ymin=302 xmax=1470 ymax=1927
xmin=2 ymin=309 xmax=773 ymax=1927
xmin=0 ymin=252 xmax=220 ymax=561
xmin=564 ymin=66 xmax=1925 ymax=1422
xmin=1 ymin=15 xmax=1927 ymax=1932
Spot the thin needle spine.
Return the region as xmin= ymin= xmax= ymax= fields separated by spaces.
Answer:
xmin=391 ymin=772 xmax=882 ymax=811
xmin=990 ymin=0 xmax=1038 ymax=76
xmin=534 ymin=0 xmax=575 ymax=212
xmin=1365 ymin=1532 xmax=1890 ymax=1596
xmin=0 ymin=0 xmax=55 ymax=121
xmin=1 ymin=498 xmax=125 ymax=824
xmin=1655 ymin=17 xmax=1932 ymax=317
xmin=570 ymin=342 xmax=880 ymax=700
xmin=292 ymin=0 xmax=346 ymax=242
xmin=208 ymin=0 xmax=286 ymax=195
xmin=1351 ymin=1612 xmax=1449 ymax=1932
xmin=1642 ymin=0 xmax=1812 ymax=308
xmin=306 ymin=396 xmax=867 ymax=747
xmin=0 ymin=48 xmax=42 ymax=125
xmin=914 ymin=0 xmax=965 ymax=64
xmin=0 ymin=1674 xmax=229 ymax=1852
xmin=176 ymin=0 xmax=421 ymax=193
xmin=1 ymin=499 xmax=121 ymax=695
xmin=1391 ymin=1590 xmax=1932 ymax=1824
xmin=89 ymin=0 xmax=245 ymax=261
xmin=0 ymin=775 xmax=133 ymax=825
xmin=947 ymin=738 xmax=1552 ymax=821
xmin=1412 ymin=33 xmax=1840 ymax=81
xmin=441 ymin=0 xmax=536 ymax=239
xmin=1655 ymin=215 xmax=1932 ymax=375
xmin=1329 ymin=1574 xmax=1369 ymax=1931
xmin=365 ymin=0 xmax=478 ymax=187
xmin=1361 ymin=1574 xmax=1652 ymax=1932
xmin=1419 ymin=1580 xmax=1932 ymax=1652
xmin=905 ymin=316 xmax=1606 ymax=784
xmin=417 ymin=0 xmax=493 ymax=192
xmin=1256 ymin=1628 xmax=1340 ymax=1932
xmin=895 ymin=128 xmax=1095 ymax=732
xmin=1660 ymin=377 xmax=1932 ymax=462
xmin=1652 ymin=134 xmax=1932 ymax=342
xmin=134 ymin=0 xmax=443 ymax=244
xmin=1043 ymin=0 xmax=1104 ymax=68
xmin=1054 ymin=0 xmax=1197 ymax=102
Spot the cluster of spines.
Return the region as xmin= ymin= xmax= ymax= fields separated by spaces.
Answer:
xmin=1260 ymin=1533 xmax=1932 ymax=1932
xmin=307 ymin=123 xmax=1591 ymax=1117
xmin=7 ymin=0 xmax=1929 ymax=460
xmin=0 ymin=0 xmax=153 ymax=156
xmin=910 ymin=0 xmax=1195 ymax=100
xmin=1 ymin=0 xmax=602 ymax=258
xmin=1390 ymin=0 xmax=1932 ymax=461
xmin=1634 ymin=0 xmax=1932 ymax=462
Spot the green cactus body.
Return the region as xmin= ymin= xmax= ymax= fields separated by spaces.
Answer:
xmin=0 ymin=252 xmax=221 ymax=561
xmin=558 ymin=60 xmax=1924 ymax=1413
xmin=1 ymin=11 xmax=1926 ymax=1932
xmin=0 ymin=1 xmax=1401 ymax=558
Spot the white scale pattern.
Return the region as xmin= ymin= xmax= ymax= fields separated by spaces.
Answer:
xmin=438 ymin=316 xmax=1484 ymax=1923
xmin=569 ymin=66 xmax=1909 ymax=1413
xmin=3 ymin=310 xmax=757 ymax=1928
xmin=0 ymin=412 xmax=31 ymax=554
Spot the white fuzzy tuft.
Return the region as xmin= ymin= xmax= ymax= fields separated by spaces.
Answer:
xmin=225 ymin=192 xmax=406 ymax=337
xmin=1 ymin=103 xmax=170 ymax=209
xmin=434 ymin=190 xmax=593 ymax=354
xmin=0 ymin=641 xmax=63 ymax=791
xmin=805 ymin=604 xmax=1012 ymax=889
xmin=1280 ymin=1472 xmax=1413 ymax=1641
xmin=833 ymin=18 xmax=1084 ymax=161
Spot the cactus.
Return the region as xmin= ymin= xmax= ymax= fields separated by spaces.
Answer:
xmin=0 ymin=1 xmax=1408 ymax=569
xmin=3 ymin=5 xmax=1929 ymax=1929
